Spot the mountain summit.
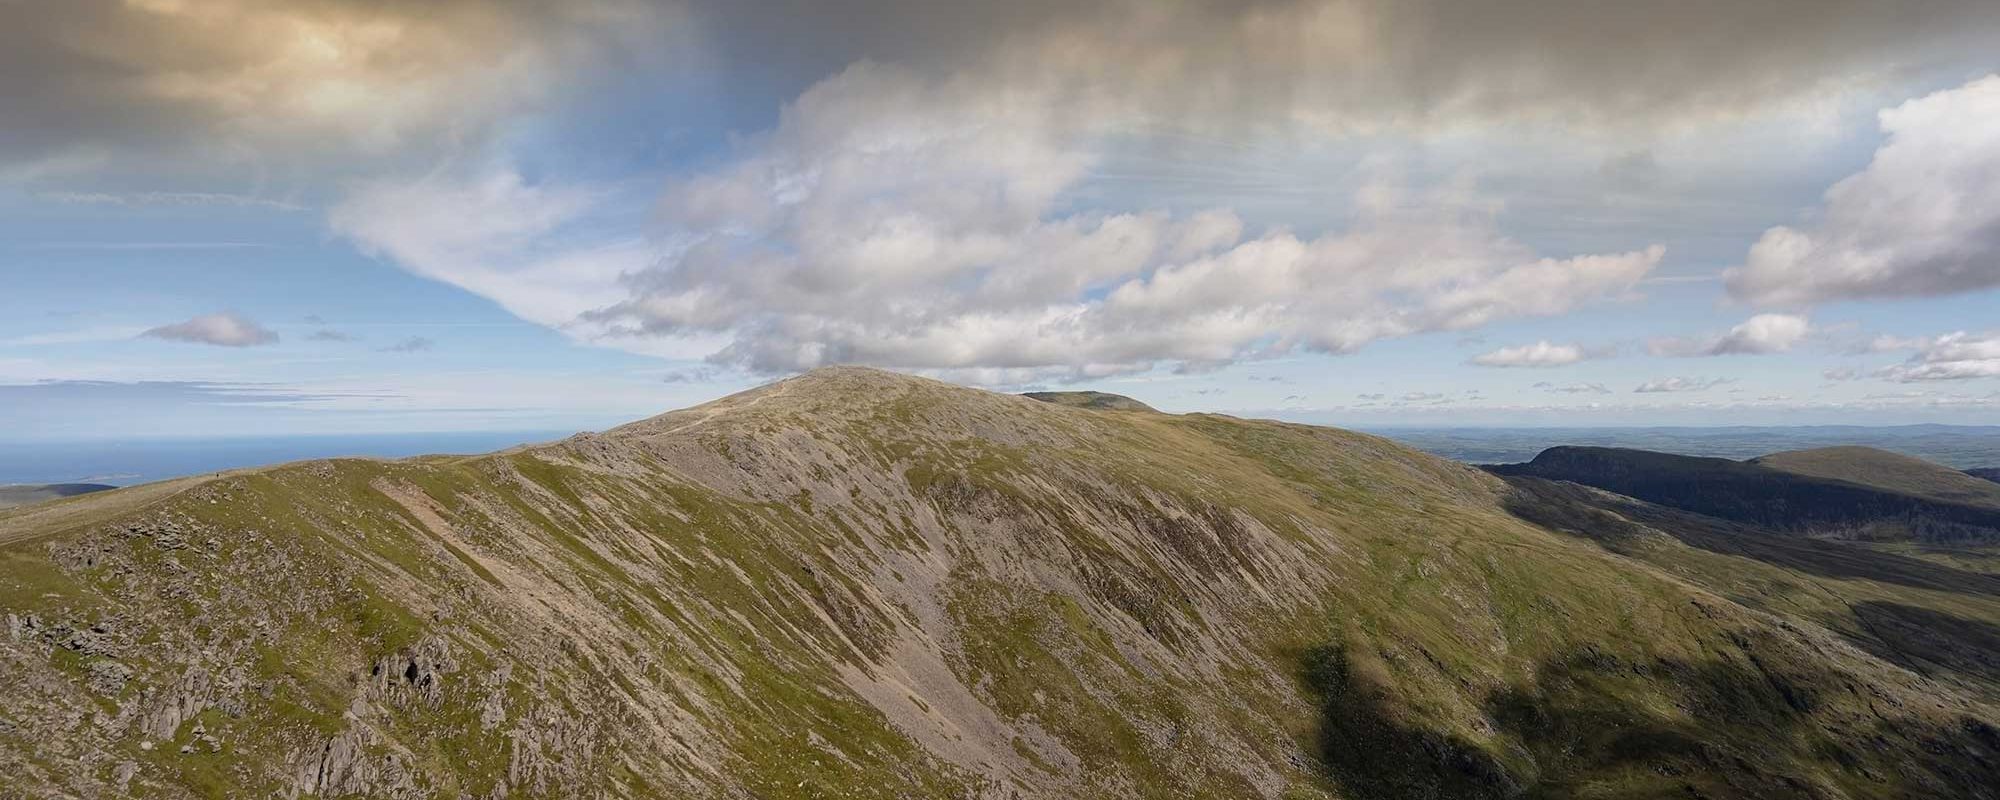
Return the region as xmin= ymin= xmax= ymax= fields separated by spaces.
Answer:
xmin=2 ymin=368 xmax=1996 ymax=798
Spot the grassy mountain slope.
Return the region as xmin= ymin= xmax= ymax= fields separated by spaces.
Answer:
xmin=0 ymin=483 xmax=115 ymax=510
xmin=1498 ymin=477 xmax=2000 ymax=702
xmin=1491 ymin=446 xmax=2000 ymax=543
xmin=1752 ymin=446 xmax=2000 ymax=509
xmin=1 ymin=369 xmax=1996 ymax=798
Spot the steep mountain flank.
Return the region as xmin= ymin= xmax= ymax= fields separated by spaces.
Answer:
xmin=0 ymin=483 xmax=115 ymax=509
xmin=1491 ymin=446 xmax=2000 ymax=542
xmin=2 ymin=368 xmax=1996 ymax=798
xmin=1752 ymin=446 xmax=2000 ymax=509
xmin=1497 ymin=477 xmax=2000 ymax=700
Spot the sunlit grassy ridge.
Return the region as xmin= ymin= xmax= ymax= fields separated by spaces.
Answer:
xmin=1 ymin=367 xmax=1995 ymax=798
xmin=1752 ymin=445 xmax=2000 ymax=509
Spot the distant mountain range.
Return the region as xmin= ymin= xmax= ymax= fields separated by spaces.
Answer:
xmin=1376 ymin=425 xmax=2000 ymax=469
xmin=1 ymin=369 xmax=1995 ymax=798
xmin=1490 ymin=445 xmax=2000 ymax=542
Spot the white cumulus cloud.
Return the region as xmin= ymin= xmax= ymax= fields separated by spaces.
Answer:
xmin=1876 ymin=332 xmax=2000 ymax=382
xmin=1649 ymin=313 xmax=1810 ymax=357
xmin=1471 ymin=341 xmax=1587 ymax=367
xmin=576 ymin=64 xmax=1663 ymax=379
xmin=1727 ymin=74 xmax=2000 ymax=305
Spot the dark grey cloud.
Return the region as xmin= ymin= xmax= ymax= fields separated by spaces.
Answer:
xmin=686 ymin=0 xmax=2000 ymax=132
xmin=0 ymin=0 xmax=678 ymax=184
xmin=12 ymin=0 xmax=2000 ymax=182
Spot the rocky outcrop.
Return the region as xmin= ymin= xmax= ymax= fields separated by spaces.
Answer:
xmin=292 ymin=724 xmax=421 ymax=799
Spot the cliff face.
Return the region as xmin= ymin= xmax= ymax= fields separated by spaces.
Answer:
xmin=2 ymin=368 xmax=1996 ymax=799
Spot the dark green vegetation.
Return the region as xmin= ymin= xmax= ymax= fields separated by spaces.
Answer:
xmin=1020 ymin=390 xmax=1157 ymax=412
xmin=1 ymin=369 xmax=1996 ymax=798
xmin=1492 ymin=446 xmax=2000 ymax=542
xmin=0 ymin=483 xmax=114 ymax=509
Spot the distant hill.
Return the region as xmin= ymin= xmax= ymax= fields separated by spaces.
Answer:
xmin=1020 ymin=390 xmax=1157 ymax=412
xmin=0 ymin=483 xmax=113 ymax=509
xmin=1971 ymin=467 xmax=2000 ymax=485
xmin=1489 ymin=446 xmax=2000 ymax=542
xmin=1751 ymin=446 xmax=2000 ymax=509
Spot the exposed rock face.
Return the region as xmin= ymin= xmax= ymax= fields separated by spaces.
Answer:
xmin=0 ymin=367 xmax=1995 ymax=798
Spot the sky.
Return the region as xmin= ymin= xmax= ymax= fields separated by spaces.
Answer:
xmin=4 ymin=0 xmax=2000 ymax=440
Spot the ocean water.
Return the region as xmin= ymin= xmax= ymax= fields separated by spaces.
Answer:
xmin=0 ymin=431 xmax=572 ymax=486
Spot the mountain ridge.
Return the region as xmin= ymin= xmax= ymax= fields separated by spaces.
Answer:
xmin=1489 ymin=445 xmax=2000 ymax=542
xmin=2 ymin=367 xmax=1997 ymax=798
xmin=1751 ymin=445 xmax=2000 ymax=509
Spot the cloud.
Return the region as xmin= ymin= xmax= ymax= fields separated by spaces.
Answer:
xmin=1726 ymin=75 xmax=2000 ymax=305
xmin=662 ymin=366 xmax=725 ymax=384
xmin=1648 ymin=313 xmax=1810 ymax=356
xmin=1356 ymin=393 xmax=1386 ymax=401
xmin=344 ymin=63 xmax=1664 ymax=380
xmin=1634 ymin=376 xmax=1733 ymax=393
xmin=1849 ymin=333 xmax=1932 ymax=354
xmin=515 ymin=62 xmax=1659 ymax=379
xmin=1823 ymin=367 xmax=1861 ymax=381
xmin=42 ymin=191 xmax=303 ymax=211
xmin=378 ymin=337 xmax=435 ymax=353
xmin=686 ymin=1 xmax=2000 ymax=136
xmin=306 ymin=329 xmax=353 ymax=342
xmin=1876 ymin=332 xmax=2000 ymax=382
xmin=1471 ymin=340 xmax=1587 ymax=367
xmin=141 ymin=313 xmax=278 ymax=347
xmin=1598 ymin=150 xmax=1660 ymax=191
xmin=0 ymin=0 xmax=680 ymax=174
xmin=1534 ymin=381 xmax=1612 ymax=395
xmin=330 ymin=170 xmax=728 ymax=361
xmin=0 ymin=326 xmax=149 ymax=346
